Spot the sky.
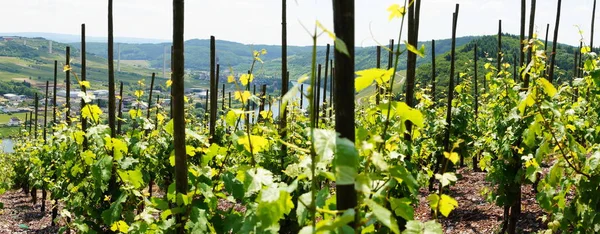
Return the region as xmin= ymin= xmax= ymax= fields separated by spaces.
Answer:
xmin=0 ymin=0 xmax=597 ymax=47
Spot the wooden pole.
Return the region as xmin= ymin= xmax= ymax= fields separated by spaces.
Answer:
xmin=443 ymin=4 xmax=460 ymax=162
xmin=431 ymin=40 xmax=437 ymax=101
xmin=53 ymin=61 xmax=57 ymax=125
xmin=81 ymin=24 xmax=88 ymax=149
xmin=210 ymin=36 xmax=217 ymax=141
xmin=280 ymin=0 xmax=289 ymax=172
xmin=591 ymin=0 xmax=597 ymax=50
xmin=548 ymin=0 xmax=562 ymax=83
xmin=498 ymin=20 xmax=502 ymax=72
xmin=108 ymin=0 xmax=116 ymax=137
xmin=172 ymin=0 xmax=188 ymax=232
xmin=147 ymin=73 xmax=156 ymax=119
xmin=376 ymin=46 xmax=381 ymax=105
xmin=524 ymin=0 xmax=536 ymax=89
xmin=315 ymin=64 xmax=321 ymax=126
xmin=41 ymin=81 xmax=48 ymax=213
xmin=520 ymin=0 xmax=526 ymax=70
xmin=117 ymin=82 xmax=123 ymax=134
xmin=65 ymin=46 xmax=71 ymax=124
xmin=222 ymin=84 xmax=225 ymax=110
xmin=332 ymin=0 xmax=357 ymax=226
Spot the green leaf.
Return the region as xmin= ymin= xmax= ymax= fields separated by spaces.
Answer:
xmin=365 ymin=199 xmax=400 ymax=234
xmin=389 ymin=165 xmax=419 ymax=193
xmin=256 ymin=186 xmax=294 ymax=228
xmin=19 ymin=224 xmax=29 ymax=229
xmin=296 ymin=192 xmax=311 ymax=226
xmin=390 ymin=197 xmax=414 ymax=221
xmin=354 ymin=68 xmax=393 ymax=92
xmin=164 ymin=119 xmax=174 ymax=136
xmin=243 ymin=167 xmax=274 ymax=196
xmin=313 ymin=129 xmax=336 ymax=162
xmin=185 ymin=207 xmax=209 ymax=233
xmin=334 ymin=137 xmax=359 ymax=185
xmin=117 ymin=169 xmax=144 ymax=189
xmin=101 ymin=193 xmax=128 ymax=225
xmin=434 ymin=172 xmax=457 ymax=188
xmin=396 ymin=102 xmax=424 ymax=128
xmin=355 ymin=173 xmax=372 ymax=195
xmin=404 ymin=41 xmax=425 ymax=57
xmin=335 ymin=38 xmax=350 ymax=57
xmin=403 ymin=220 xmax=443 ymax=234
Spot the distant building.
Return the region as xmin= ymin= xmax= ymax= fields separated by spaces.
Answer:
xmin=3 ymin=94 xmax=19 ymax=101
xmin=7 ymin=117 xmax=21 ymax=126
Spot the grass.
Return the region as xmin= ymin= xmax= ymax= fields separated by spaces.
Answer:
xmin=0 ymin=126 xmax=21 ymax=138
xmin=0 ymin=113 xmax=27 ymax=123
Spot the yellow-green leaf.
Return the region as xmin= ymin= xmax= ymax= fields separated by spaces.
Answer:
xmin=82 ymin=104 xmax=102 ymax=121
xmin=238 ymin=134 xmax=269 ymax=153
xmin=443 ymin=152 xmax=459 ymax=165
xmin=110 ymin=220 xmax=129 ymax=233
xmin=439 ymin=194 xmax=458 ymax=217
xmin=404 ymin=41 xmax=425 ymax=57
xmin=240 ymin=74 xmax=254 ymax=86
xmin=387 ymin=4 xmax=406 ymax=21
xmin=538 ymin=78 xmax=557 ymax=97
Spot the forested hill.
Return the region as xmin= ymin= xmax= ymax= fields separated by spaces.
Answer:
xmin=70 ymin=36 xmax=477 ymax=80
xmin=415 ymin=34 xmax=578 ymax=100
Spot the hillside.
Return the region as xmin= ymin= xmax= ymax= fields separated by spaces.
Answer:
xmin=415 ymin=34 xmax=578 ymax=101
xmin=0 ymin=36 xmax=167 ymax=93
xmin=70 ymin=36 xmax=477 ymax=81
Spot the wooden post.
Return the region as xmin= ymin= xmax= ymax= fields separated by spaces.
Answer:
xmin=498 ymin=20 xmax=502 ymax=72
xmin=222 ymin=84 xmax=225 ymax=111
xmin=259 ymin=84 xmax=266 ymax=119
xmin=323 ymin=44 xmax=330 ymax=108
xmin=41 ymin=81 xmax=49 ymax=213
xmin=591 ymin=0 xmax=597 ymax=50
xmin=147 ymin=73 xmax=156 ymax=119
xmin=172 ymin=0 xmax=188 ymax=232
xmin=53 ymin=61 xmax=57 ymax=125
xmin=333 ymin=0 xmax=357 ymax=227
xmin=117 ymin=82 xmax=123 ymax=134
xmin=65 ymin=46 xmax=71 ymax=124
xmin=405 ymin=0 xmax=421 ymax=143
xmin=228 ymin=92 xmax=231 ymax=109
xmin=548 ymin=0 xmax=562 ymax=83
xmin=81 ymin=24 xmax=88 ymax=149
xmin=443 ymin=4 xmax=460 ymax=165
xmin=473 ymin=44 xmax=479 ymax=171
xmin=280 ymin=0 xmax=289 ymax=172
xmin=300 ymin=84 xmax=304 ymax=109
xmin=205 ymin=90 xmax=209 ymax=121
xmin=376 ymin=45 xmax=381 ymax=105
xmin=519 ymin=0 xmax=526 ymax=71
xmin=432 ymin=40 xmax=437 ymax=100
xmin=210 ymin=36 xmax=217 ymax=141
xmin=524 ymin=0 xmax=536 ymax=89
xmin=315 ymin=64 xmax=321 ymax=126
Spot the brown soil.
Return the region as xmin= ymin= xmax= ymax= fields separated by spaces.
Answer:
xmin=415 ymin=168 xmax=547 ymax=234
xmin=0 ymin=171 xmax=547 ymax=233
xmin=0 ymin=190 xmax=61 ymax=234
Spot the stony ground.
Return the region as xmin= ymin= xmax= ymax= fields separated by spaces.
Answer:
xmin=0 ymin=169 xmax=547 ymax=233
xmin=0 ymin=190 xmax=60 ymax=234
xmin=415 ymin=168 xmax=546 ymax=234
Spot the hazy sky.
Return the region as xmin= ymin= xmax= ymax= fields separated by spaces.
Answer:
xmin=0 ymin=0 xmax=597 ymax=46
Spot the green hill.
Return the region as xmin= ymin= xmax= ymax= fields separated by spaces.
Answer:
xmin=415 ymin=34 xmax=578 ymax=101
xmin=71 ymin=37 xmax=477 ymax=81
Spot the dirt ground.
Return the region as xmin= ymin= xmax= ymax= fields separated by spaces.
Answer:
xmin=415 ymin=168 xmax=546 ymax=234
xmin=0 ymin=169 xmax=547 ymax=234
xmin=0 ymin=190 xmax=60 ymax=234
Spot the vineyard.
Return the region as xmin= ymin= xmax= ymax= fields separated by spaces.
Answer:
xmin=1 ymin=0 xmax=600 ymax=233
